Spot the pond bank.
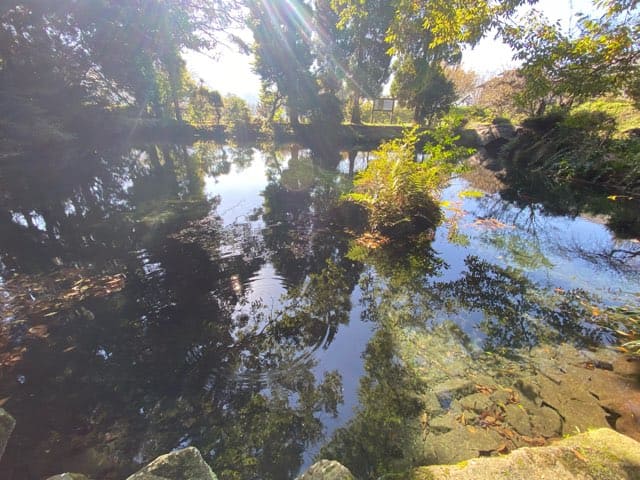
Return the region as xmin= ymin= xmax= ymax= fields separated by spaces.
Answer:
xmin=33 ymin=428 xmax=640 ymax=479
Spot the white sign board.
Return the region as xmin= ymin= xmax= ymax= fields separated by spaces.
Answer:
xmin=373 ymin=98 xmax=394 ymax=112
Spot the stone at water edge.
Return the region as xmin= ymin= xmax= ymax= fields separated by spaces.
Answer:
xmin=411 ymin=428 xmax=640 ymax=480
xmin=296 ymin=459 xmax=356 ymax=480
xmin=126 ymin=446 xmax=217 ymax=480
xmin=46 ymin=474 xmax=91 ymax=480
xmin=0 ymin=408 xmax=16 ymax=460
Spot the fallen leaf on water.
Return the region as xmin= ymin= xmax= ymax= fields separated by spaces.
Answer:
xmin=420 ymin=412 xmax=429 ymax=429
xmin=28 ymin=325 xmax=49 ymax=338
xmin=495 ymin=426 xmax=517 ymax=440
xmin=456 ymin=412 xmax=468 ymax=426
xmin=0 ymin=397 xmax=10 ymax=407
xmin=472 ymin=218 xmax=513 ymax=230
xmin=63 ymin=346 xmax=76 ymax=353
xmin=521 ymin=435 xmax=546 ymax=446
xmin=573 ymin=448 xmax=588 ymax=462
xmin=615 ymin=330 xmax=632 ymax=337
xmin=476 ymin=384 xmax=495 ymax=395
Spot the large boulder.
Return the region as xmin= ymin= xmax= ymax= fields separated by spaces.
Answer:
xmin=0 ymin=408 xmax=16 ymax=460
xmin=459 ymin=123 xmax=516 ymax=149
xmin=126 ymin=447 xmax=217 ymax=480
xmin=296 ymin=459 xmax=356 ymax=480
xmin=411 ymin=428 xmax=640 ymax=480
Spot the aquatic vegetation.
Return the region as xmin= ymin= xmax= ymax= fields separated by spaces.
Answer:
xmin=591 ymin=305 xmax=640 ymax=355
xmin=343 ymin=115 xmax=473 ymax=238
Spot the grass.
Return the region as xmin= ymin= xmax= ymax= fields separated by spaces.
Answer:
xmin=570 ymin=97 xmax=640 ymax=136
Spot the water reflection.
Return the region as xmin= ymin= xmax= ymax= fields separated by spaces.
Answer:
xmin=0 ymin=139 xmax=638 ymax=480
xmin=0 ymin=141 xmax=352 ymax=479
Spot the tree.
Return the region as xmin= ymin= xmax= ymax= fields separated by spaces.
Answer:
xmin=391 ymin=61 xmax=457 ymax=124
xmin=187 ymin=84 xmax=224 ymax=125
xmin=386 ymin=0 xmax=462 ymax=124
xmin=501 ymin=1 xmax=640 ymax=112
xmin=0 ymin=0 xmax=240 ymax=136
xmin=444 ymin=65 xmax=480 ymax=104
xmin=476 ymin=69 xmax=530 ymax=116
xmin=221 ymin=94 xmax=253 ymax=139
xmin=248 ymin=0 xmax=319 ymax=126
xmin=325 ymin=0 xmax=395 ymax=123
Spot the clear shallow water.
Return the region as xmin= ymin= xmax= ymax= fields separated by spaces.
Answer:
xmin=0 ymin=141 xmax=638 ymax=479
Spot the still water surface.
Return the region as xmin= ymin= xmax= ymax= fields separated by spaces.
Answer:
xmin=0 ymin=141 xmax=638 ymax=479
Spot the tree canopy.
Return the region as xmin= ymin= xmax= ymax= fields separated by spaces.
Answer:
xmin=1 ymin=0 xmax=638 ymax=137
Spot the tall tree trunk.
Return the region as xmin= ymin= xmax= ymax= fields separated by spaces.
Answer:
xmin=289 ymin=104 xmax=299 ymax=127
xmin=348 ymin=150 xmax=357 ymax=177
xmin=168 ymin=65 xmax=182 ymax=122
xmin=350 ymin=93 xmax=361 ymax=124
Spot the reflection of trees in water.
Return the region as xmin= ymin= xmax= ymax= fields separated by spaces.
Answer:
xmin=0 ymin=141 xmax=353 ymax=480
xmin=495 ymin=167 xmax=640 ymax=240
xmin=460 ymin=173 xmax=640 ymax=274
xmin=321 ymin=245 xmax=612 ymax=479
xmin=261 ymin=145 xmax=357 ymax=288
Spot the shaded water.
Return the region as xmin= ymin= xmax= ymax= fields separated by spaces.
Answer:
xmin=0 ymin=140 xmax=639 ymax=479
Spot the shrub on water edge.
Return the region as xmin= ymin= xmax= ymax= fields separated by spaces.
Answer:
xmin=343 ymin=112 xmax=474 ymax=237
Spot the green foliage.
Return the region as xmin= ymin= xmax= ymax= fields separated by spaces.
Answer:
xmin=221 ymin=94 xmax=254 ymax=140
xmin=502 ymin=109 xmax=640 ymax=191
xmin=328 ymin=0 xmax=395 ymax=123
xmin=185 ymin=85 xmax=224 ymax=126
xmin=344 ymin=128 xmax=442 ymax=235
xmin=0 ymin=0 xmax=239 ymax=146
xmin=248 ymin=0 xmax=319 ymax=125
xmin=344 ymin=114 xmax=474 ymax=236
xmin=572 ymin=97 xmax=640 ymax=136
xmin=391 ymin=62 xmax=457 ymax=124
xmin=502 ymin=1 xmax=640 ymax=112
xmin=422 ymin=110 xmax=476 ymax=165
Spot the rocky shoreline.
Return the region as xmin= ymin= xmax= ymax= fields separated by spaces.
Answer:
xmin=3 ymin=341 xmax=640 ymax=480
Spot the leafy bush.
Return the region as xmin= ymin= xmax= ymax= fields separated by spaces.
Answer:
xmin=343 ymin=113 xmax=474 ymax=237
xmin=503 ymin=109 xmax=640 ymax=191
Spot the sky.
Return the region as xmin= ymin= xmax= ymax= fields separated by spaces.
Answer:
xmin=185 ymin=0 xmax=599 ymax=103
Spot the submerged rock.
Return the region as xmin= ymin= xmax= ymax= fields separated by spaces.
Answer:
xmin=388 ymin=325 xmax=640 ymax=467
xmin=296 ymin=459 xmax=356 ymax=480
xmin=412 ymin=428 xmax=640 ymax=479
xmin=126 ymin=447 xmax=217 ymax=480
xmin=0 ymin=408 xmax=16 ymax=460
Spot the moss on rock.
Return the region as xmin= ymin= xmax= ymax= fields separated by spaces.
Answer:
xmin=412 ymin=428 xmax=640 ymax=480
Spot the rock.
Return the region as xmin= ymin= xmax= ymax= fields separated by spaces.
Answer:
xmin=458 ymin=393 xmax=494 ymax=414
xmin=433 ymin=380 xmax=476 ymax=410
xmin=533 ymin=373 xmax=610 ymax=435
xmin=126 ymin=447 xmax=217 ymax=480
xmin=428 ymin=413 xmax=459 ymax=433
xmin=0 ymin=408 xmax=16 ymax=460
xmin=296 ymin=459 xmax=356 ymax=480
xmin=529 ymin=405 xmax=563 ymax=438
xmin=461 ymin=123 xmax=516 ymax=149
xmin=514 ymin=379 xmax=540 ymax=403
xmin=503 ymin=403 xmax=532 ymax=437
xmin=46 ymin=474 xmax=91 ymax=480
xmin=412 ymin=428 xmax=640 ymax=479
xmin=422 ymin=424 xmax=506 ymax=465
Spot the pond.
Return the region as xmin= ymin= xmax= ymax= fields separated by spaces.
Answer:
xmin=0 ymin=140 xmax=639 ymax=479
